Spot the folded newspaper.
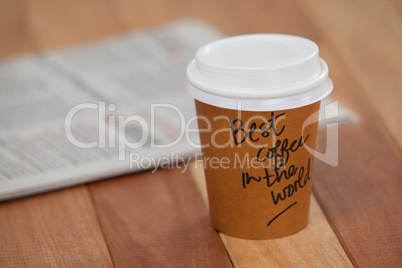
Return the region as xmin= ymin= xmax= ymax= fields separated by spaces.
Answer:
xmin=0 ymin=19 xmax=356 ymax=201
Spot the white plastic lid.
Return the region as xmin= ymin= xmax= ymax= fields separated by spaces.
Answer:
xmin=186 ymin=34 xmax=333 ymax=111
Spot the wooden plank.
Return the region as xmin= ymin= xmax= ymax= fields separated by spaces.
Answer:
xmin=107 ymin=0 xmax=185 ymax=31
xmin=284 ymin=1 xmax=402 ymax=266
xmin=88 ymin=169 xmax=233 ymax=267
xmin=299 ymin=0 xmax=402 ymax=149
xmin=0 ymin=0 xmax=38 ymax=59
xmin=0 ymin=186 xmax=114 ymax=267
xmin=23 ymin=0 xmax=119 ymax=49
xmin=310 ymin=49 xmax=402 ymax=268
xmin=190 ymin=162 xmax=353 ymax=267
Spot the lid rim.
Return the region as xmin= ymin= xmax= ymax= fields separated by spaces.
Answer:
xmin=186 ymin=78 xmax=333 ymax=111
xmin=187 ymin=58 xmax=329 ymax=99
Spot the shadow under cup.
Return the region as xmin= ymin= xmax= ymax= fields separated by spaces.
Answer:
xmin=195 ymin=100 xmax=321 ymax=239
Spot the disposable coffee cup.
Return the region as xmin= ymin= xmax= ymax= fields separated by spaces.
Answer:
xmin=186 ymin=34 xmax=333 ymax=239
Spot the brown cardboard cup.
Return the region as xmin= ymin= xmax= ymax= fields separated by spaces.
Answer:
xmin=195 ymin=100 xmax=320 ymax=239
xmin=186 ymin=34 xmax=333 ymax=239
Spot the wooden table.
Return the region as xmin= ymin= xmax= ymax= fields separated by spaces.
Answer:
xmin=1 ymin=0 xmax=401 ymax=267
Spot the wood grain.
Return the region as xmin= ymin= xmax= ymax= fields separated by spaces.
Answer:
xmin=0 ymin=0 xmax=38 ymax=59
xmin=299 ymin=0 xmax=402 ymax=149
xmin=88 ymin=169 xmax=233 ymax=267
xmin=23 ymin=0 xmax=119 ymax=49
xmin=287 ymin=2 xmax=402 ymax=266
xmin=190 ymin=162 xmax=353 ymax=268
xmin=0 ymin=186 xmax=113 ymax=267
xmin=310 ymin=49 xmax=402 ymax=268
